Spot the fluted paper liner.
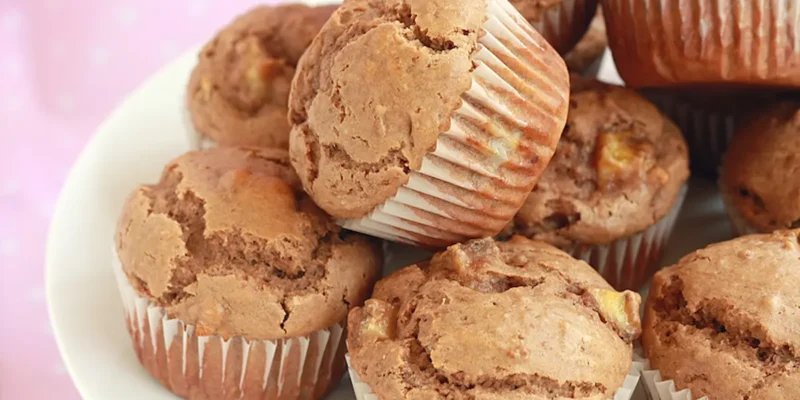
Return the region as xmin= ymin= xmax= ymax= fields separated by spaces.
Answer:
xmin=112 ymin=251 xmax=346 ymax=399
xmin=341 ymin=0 xmax=569 ymax=248
xmin=566 ymin=185 xmax=688 ymax=291
xmin=642 ymin=91 xmax=738 ymax=177
xmin=529 ymin=0 xmax=597 ymax=54
xmin=718 ymin=170 xmax=762 ymax=237
xmin=347 ymin=354 xmax=643 ymax=400
xmin=604 ymin=0 xmax=800 ymax=88
xmin=636 ymin=353 xmax=709 ymax=400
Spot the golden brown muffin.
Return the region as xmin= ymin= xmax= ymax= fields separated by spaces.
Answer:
xmin=508 ymin=78 xmax=688 ymax=245
xmin=348 ymin=236 xmax=642 ymax=399
xmin=643 ymin=230 xmax=800 ymax=400
xmin=187 ymin=4 xmax=336 ymax=148
xmin=720 ymin=101 xmax=800 ymax=234
xmin=115 ymin=147 xmax=381 ymax=399
xmin=511 ymin=0 xmax=599 ymax=55
xmin=505 ymin=78 xmax=689 ymax=290
xmin=289 ymin=0 xmax=569 ymax=247
xmin=604 ymin=0 xmax=800 ymax=88
xmin=562 ymin=5 xmax=606 ymax=73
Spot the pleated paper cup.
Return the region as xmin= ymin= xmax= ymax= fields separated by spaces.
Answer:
xmin=341 ymin=0 xmax=570 ymax=248
xmin=718 ymin=171 xmax=763 ymax=237
xmin=112 ymin=252 xmax=347 ymax=400
xmin=641 ymin=90 xmax=743 ymax=178
xmin=637 ymin=357 xmax=709 ymax=400
xmin=604 ymin=0 xmax=800 ymax=88
xmin=347 ymin=354 xmax=645 ymax=400
xmin=566 ymin=185 xmax=688 ymax=291
xmin=527 ymin=0 xmax=599 ymax=54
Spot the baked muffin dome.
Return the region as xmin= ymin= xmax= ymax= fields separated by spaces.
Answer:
xmin=511 ymin=0 xmax=599 ymax=54
xmin=643 ymin=230 xmax=800 ymax=400
xmin=509 ymin=77 xmax=689 ymax=247
xmin=115 ymin=147 xmax=381 ymax=340
xmin=348 ymin=236 xmax=642 ymax=399
xmin=721 ymin=101 xmax=800 ymax=233
xmin=187 ymin=4 xmax=336 ymax=148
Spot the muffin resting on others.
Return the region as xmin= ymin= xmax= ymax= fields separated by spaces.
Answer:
xmin=720 ymin=101 xmax=800 ymax=235
xmin=347 ymin=236 xmax=643 ymax=400
xmin=114 ymin=147 xmax=381 ymax=400
xmin=643 ymin=230 xmax=800 ymax=400
xmin=186 ymin=4 xmax=336 ymax=149
xmin=505 ymin=77 xmax=689 ymax=290
xmin=289 ymin=0 xmax=570 ymax=247
xmin=603 ymin=0 xmax=800 ymax=88
xmin=510 ymin=0 xmax=599 ymax=55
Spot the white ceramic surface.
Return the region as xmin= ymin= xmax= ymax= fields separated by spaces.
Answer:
xmin=46 ymin=44 xmax=736 ymax=400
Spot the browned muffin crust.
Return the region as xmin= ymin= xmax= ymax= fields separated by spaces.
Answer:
xmin=643 ymin=230 xmax=800 ymax=400
xmin=721 ymin=101 xmax=800 ymax=232
xmin=511 ymin=0 xmax=599 ymax=54
xmin=562 ymin=5 xmax=606 ymax=73
xmin=507 ymin=77 xmax=689 ymax=246
xmin=187 ymin=4 xmax=336 ymax=148
xmin=348 ymin=236 xmax=642 ymax=399
xmin=116 ymin=147 xmax=381 ymax=340
xmin=288 ymin=0 xmax=485 ymax=218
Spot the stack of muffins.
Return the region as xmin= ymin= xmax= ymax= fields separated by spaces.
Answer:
xmin=113 ymin=0 xmax=798 ymax=399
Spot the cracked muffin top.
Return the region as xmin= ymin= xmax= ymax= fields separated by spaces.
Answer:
xmin=115 ymin=147 xmax=381 ymax=340
xmin=348 ymin=236 xmax=642 ymax=399
xmin=721 ymin=101 xmax=800 ymax=233
xmin=288 ymin=0 xmax=485 ymax=219
xmin=506 ymin=77 xmax=689 ymax=246
xmin=643 ymin=230 xmax=800 ymax=400
xmin=187 ymin=4 xmax=337 ymax=148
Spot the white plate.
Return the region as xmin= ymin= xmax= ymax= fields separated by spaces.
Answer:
xmin=45 ymin=45 xmax=736 ymax=400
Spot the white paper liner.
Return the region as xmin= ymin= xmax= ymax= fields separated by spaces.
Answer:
xmin=112 ymin=251 xmax=346 ymax=399
xmin=566 ymin=185 xmax=688 ymax=291
xmin=341 ymin=0 xmax=569 ymax=248
xmin=718 ymin=171 xmax=762 ymax=237
xmin=347 ymin=354 xmax=644 ymax=400
xmin=529 ymin=0 xmax=597 ymax=54
xmin=636 ymin=352 xmax=709 ymax=400
xmin=641 ymin=90 xmax=737 ymax=177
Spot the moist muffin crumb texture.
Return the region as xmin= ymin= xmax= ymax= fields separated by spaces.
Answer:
xmin=644 ymin=230 xmax=800 ymax=400
xmin=348 ymin=236 xmax=642 ymax=399
xmin=115 ymin=147 xmax=381 ymax=340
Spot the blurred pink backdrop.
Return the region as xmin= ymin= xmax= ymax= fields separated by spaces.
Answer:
xmin=0 ymin=1 xmax=284 ymax=398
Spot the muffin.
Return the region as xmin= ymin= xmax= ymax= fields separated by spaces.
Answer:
xmin=510 ymin=0 xmax=599 ymax=55
xmin=113 ymin=147 xmax=381 ymax=399
xmin=562 ymin=5 xmax=607 ymax=75
xmin=720 ymin=101 xmax=800 ymax=235
xmin=347 ymin=236 xmax=643 ymax=400
xmin=504 ymin=77 xmax=690 ymax=291
xmin=289 ymin=0 xmax=570 ymax=248
xmin=186 ymin=4 xmax=337 ymax=149
xmin=604 ymin=0 xmax=800 ymax=88
xmin=642 ymin=230 xmax=800 ymax=400
xmin=641 ymin=89 xmax=781 ymax=178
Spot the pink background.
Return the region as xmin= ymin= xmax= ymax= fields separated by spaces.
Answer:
xmin=0 ymin=1 xmax=285 ymax=398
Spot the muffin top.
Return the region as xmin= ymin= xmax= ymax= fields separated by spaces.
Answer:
xmin=187 ymin=4 xmax=336 ymax=148
xmin=721 ymin=101 xmax=800 ymax=233
xmin=562 ymin=6 xmax=606 ymax=73
xmin=511 ymin=0 xmax=599 ymax=54
xmin=288 ymin=0 xmax=485 ymax=218
xmin=115 ymin=147 xmax=381 ymax=340
xmin=348 ymin=236 xmax=642 ymax=399
xmin=507 ymin=78 xmax=689 ymax=246
xmin=643 ymin=230 xmax=800 ymax=400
